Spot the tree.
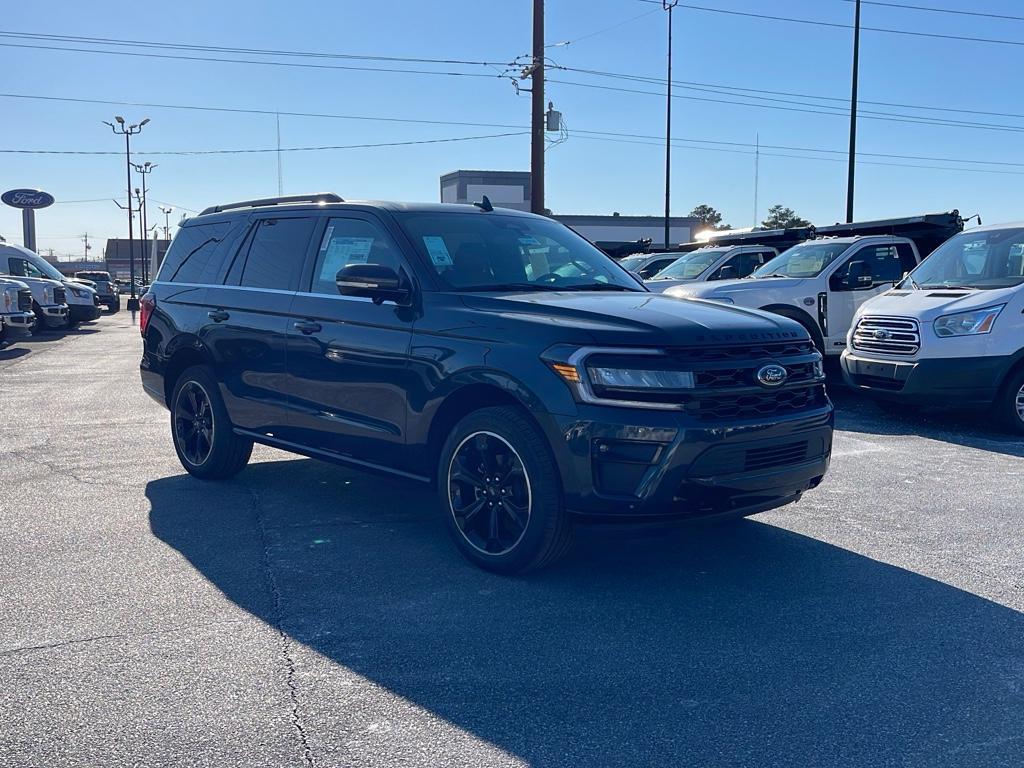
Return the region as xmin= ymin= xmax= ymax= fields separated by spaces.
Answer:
xmin=761 ymin=205 xmax=811 ymax=229
xmin=688 ymin=204 xmax=731 ymax=231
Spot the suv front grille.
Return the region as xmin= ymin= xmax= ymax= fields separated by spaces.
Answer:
xmin=53 ymin=287 xmax=66 ymax=304
xmin=852 ymin=316 xmax=920 ymax=356
xmin=586 ymin=340 xmax=826 ymax=421
xmin=17 ymin=289 xmax=32 ymax=311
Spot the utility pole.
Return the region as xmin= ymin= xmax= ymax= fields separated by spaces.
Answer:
xmin=103 ymin=116 xmax=149 ymax=310
xmin=132 ymin=161 xmax=156 ymax=284
xmin=82 ymin=232 xmax=92 ymax=261
xmin=846 ymin=0 xmax=861 ymax=223
xmin=663 ymin=0 xmax=679 ymax=249
xmin=753 ymin=133 xmax=760 ymax=228
xmin=530 ymin=0 xmax=545 ymax=214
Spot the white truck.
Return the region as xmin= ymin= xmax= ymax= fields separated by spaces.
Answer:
xmin=0 ymin=277 xmax=36 ymax=345
xmin=665 ymin=235 xmax=922 ymax=355
xmin=0 ymin=246 xmax=68 ymax=331
xmin=0 ymin=245 xmax=100 ymax=328
xmin=645 ymin=245 xmax=779 ymax=291
xmin=841 ymin=221 xmax=1024 ymax=433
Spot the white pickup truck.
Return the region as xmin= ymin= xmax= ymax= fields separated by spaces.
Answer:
xmin=842 ymin=221 xmax=1024 ymax=433
xmin=664 ymin=235 xmax=922 ymax=355
xmin=0 ymin=247 xmax=69 ymax=331
xmin=0 ymin=277 xmax=36 ymax=345
xmin=645 ymin=245 xmax=780 ymax=292
xmin=0 ymin=244 xmax=100 ymax=328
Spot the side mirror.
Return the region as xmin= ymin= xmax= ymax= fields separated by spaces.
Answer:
xmin=842 ymin=260 xmax=874 ymax=290
xmin=715 ymin=265 xmax=739 ymax=281
xmin=336 ymin=263 xmax=410 ymax=305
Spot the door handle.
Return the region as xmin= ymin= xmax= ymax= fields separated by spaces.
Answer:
xmin=293 ymin=320 xmax=322 ymax=335
xmin=207 ymin=310 xmax=229 ymax=322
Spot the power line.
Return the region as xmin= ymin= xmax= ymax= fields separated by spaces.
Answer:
xmin=0 ymin=131 xmax=528 ymax=156
xmin=634 ymin=0 xmax=1024 ymax=47
xmin=2 ymin=91 xmax=1020 ymax=170
xmin=547 ymin=7 xmax=659 ymax=47
xmin=837 ymin=0 xmax=1024 ymax=23
xmin=558 ymin=66 xmax=1024 ymax=121
xmin=0 ymin=30 xmax=513 ymax=67
xmin=0 ymin=41 xmax=508 ymax=79
xmin=548 ymin=78 xmax=1024 ymax=135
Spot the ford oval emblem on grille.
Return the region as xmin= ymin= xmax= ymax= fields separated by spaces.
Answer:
xmin=873 ymin=329 xmax=891 ymax=340
xmin=756 ymin=363 xmax=788 ymax=387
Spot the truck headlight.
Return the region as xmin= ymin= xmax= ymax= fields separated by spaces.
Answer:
xmin=933 ymin=305 xmax=1004 ymax=337
xmin=2 ymin=291 xmax=11 ymax=310
xmin=43 ymin=287 xmax=51 ymax=303
xmin=69 ymin=286 xmax=91 ymax=299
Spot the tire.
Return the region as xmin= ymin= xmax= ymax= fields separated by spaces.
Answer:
xmin=438 ymin=406 xmax=573 ymax=574
xmin=170 ymin=365 xmax=253 ymax=479
xmin=993 ymin=366 xmax=1024 ymax=436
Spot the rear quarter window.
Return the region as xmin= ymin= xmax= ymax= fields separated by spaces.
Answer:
xmin=160 ymin=222 xmax=236 ymax=284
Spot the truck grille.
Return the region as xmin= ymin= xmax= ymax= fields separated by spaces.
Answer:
xmin=53 ymin=287 xmax=66 ymax=304
xmin=586 ymin=341 xmax=827 ymax=421
xmin=17 ymin=289 xmax=32 ymax=311
xmin=852 ymin=316 xmax=920 ymax=356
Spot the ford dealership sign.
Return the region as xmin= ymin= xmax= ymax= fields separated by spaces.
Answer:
xmin=2 ymin=189 xmax=55 ymax=209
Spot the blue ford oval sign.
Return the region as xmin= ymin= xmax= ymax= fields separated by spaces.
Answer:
xmin=2 ymin=189 xmax=55 ymax=209
xmin=756 ymin=363 xmax=788 ymax=388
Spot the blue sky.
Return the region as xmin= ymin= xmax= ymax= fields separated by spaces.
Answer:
xmin=1 ymin=0 xmax=1021 ymax=258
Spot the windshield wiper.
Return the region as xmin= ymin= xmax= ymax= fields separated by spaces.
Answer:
xmin=754 ymin=273 xmax=789 ymax=279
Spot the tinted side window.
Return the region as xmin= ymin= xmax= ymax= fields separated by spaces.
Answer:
xmin=238 ymin=218 xmax=315 ymax=291
xmin=162 ymin=222 xmax=233 ymax=283
xmin=863 ymin=245 xmax=904 ymax=283
xmin=309 ymin=217 xmax=403 ymax=295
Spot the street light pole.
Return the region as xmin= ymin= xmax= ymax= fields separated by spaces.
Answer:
xmin=159 ymin=206 xmax=174 ymax=240
xmin=663 ymin=0 xmax=679 ymax=250
xmin=132 ymin=162 xmax=156 ymax=284
xmin=103 ymin=116 xmax=149 ymax=310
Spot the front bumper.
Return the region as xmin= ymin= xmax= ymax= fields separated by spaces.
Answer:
xmin=544 ymin=402 xmax=833 ymax=522
xmin=1 ymin=311 xmax=36 ymax=338
xmin=68 ymin=302 xmax=102 ymax=322
xmin=39 ymin=304 xmax=69 ymax=328
xmin=96 ymin=293 xmax=119 ymax=306
xmin=841 ymin=350 xmax=1011 ymax=407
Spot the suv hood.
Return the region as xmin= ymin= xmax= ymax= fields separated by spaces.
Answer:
xmin=667 ymin=277 xmax=808 ymax=300
xmin=458 ymin=291 xmax=808 ymax=346
xmin=856 ymin=285 xmax=1021 ymax=322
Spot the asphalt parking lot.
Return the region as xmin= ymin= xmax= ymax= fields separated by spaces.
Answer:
xmin=1 ymin=314 xmax=1021 ymax=768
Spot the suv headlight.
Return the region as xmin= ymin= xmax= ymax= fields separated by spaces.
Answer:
xmin=933 ymin=305 xmax=1004 ymax=337
xmin=543 ymin=345 xmax=695 ymax=409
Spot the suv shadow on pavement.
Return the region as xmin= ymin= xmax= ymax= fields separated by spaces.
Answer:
xmin=147 ymin=458 xmax=1023 ymax=767
xmin=830 ymin=387 xmax=1024 ymax=459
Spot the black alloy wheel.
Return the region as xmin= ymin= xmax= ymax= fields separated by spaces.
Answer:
xmin=174 ymin=380 xmax=215 ymax=467
xmin=447 ymin=431 xmax=532 ymax=556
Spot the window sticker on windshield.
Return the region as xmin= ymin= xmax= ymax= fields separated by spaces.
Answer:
xmin=319 ymin=236 xmax=374 ymax=281
xmin=423 ymin=236 xmax=453 ymax=266
xmin=518 ymin=236 xmax=541 ymax=247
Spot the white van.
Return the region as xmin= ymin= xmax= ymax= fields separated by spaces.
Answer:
xmin=665 ymin=236 xmax=922 ymax=355
xmin=0 ymin=244 xmax=100 ymax=327
xmin=645 ymin=245 xmax=779 ymax=292
xmin=841 ymin=222 xmax=1024 ymax=433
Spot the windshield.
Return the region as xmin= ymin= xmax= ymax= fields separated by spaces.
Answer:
xmin=650 ymin=249 xmax=726 ymax=280
xmin=23 ymin=253 xmax=66 ymax=281
xmin=907 ymin=227 xmax=1024 ymax=290
xmin=397 ymin=212 xmax=643 ymax=292
xmin=618 ymin=254 xmax=647 ymax=271
xmin=750 ymin=241 xmax=852 ymax=278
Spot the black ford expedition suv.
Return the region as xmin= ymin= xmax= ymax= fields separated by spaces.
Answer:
xmin=140 ymin=194 xmax=832 ymax=573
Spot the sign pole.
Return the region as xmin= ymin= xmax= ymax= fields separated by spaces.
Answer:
xmin=22 ymin=209 xmax=36 ymax=252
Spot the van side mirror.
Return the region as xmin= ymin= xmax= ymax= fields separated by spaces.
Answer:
xmin=715 ymin=265 xmax=739 ymax=281
xmin=842 ymin=260 xmax=873 ymax=290
xmin=336 ymin=263 xmax=410 ymax=305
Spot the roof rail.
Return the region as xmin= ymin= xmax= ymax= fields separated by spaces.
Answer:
xmin=199 ymin=193 xmax=343 ymax=216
